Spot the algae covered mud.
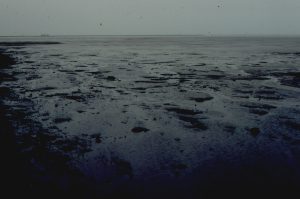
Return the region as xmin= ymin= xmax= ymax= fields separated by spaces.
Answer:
xmin=1 ymin=36 xmax=300 ymax=198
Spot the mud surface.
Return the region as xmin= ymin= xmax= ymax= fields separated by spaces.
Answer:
xmin=1 ymin=36 xmax=300 ymax=198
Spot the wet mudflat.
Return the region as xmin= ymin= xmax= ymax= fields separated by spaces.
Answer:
xmin=1 ymin=36 xmax=300 ymax=198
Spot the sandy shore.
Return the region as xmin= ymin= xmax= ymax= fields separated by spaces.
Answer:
xmin=1 ymin=37 xmax=300 ymax=198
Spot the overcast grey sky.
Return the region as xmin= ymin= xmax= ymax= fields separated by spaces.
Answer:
xmin=0 ymin=0 xmax=299 ymax=36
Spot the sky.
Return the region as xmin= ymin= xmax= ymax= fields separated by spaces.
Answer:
xmin=0 ymin=0 xmax=300 ymax=36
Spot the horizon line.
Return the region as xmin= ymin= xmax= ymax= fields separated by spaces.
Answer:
xmin=1 ymin=33 xmax=300 ymax=37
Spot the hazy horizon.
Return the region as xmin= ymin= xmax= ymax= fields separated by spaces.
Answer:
xmin=1 ymin=0 xmax=300 ymax=36
xmin=2 ymin=33 xmax=300 ymax=37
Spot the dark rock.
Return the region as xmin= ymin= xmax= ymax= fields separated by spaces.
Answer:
xmin=190 ymin=96 xmax=213 ymax=103
xmin=53 ymin=117 xmax=72 ymax=124
xmin=91 ymin=133 xmax=102 ymax=143
xmin=250 ymin=128 xmax=260 ymax=137
xmin=179 ymin=116 xmax=208 ymax=130
xmin=107 ymin=76 xmax=116 ymax=81
xmin=65 ymin=95 xmax=85 ymax=102
xmin=166 ymin=107 xmax=202 ymax=115
xmin=131 ymin=127 xmax=149 ymax=133
xmin=249 ymin=109 xmax=269 ymax=116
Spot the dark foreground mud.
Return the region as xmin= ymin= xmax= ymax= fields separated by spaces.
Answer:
xmin=1 ymin=37 xmax=300 ymax=198
xmin=0 ymin=50 xmax=97 ymax=199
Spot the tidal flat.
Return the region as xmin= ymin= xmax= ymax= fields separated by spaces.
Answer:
xmin=1 ymin=36 xmax=300 ymax=198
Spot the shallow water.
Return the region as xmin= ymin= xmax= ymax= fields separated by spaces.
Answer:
xmin=1 ymin=36 xmax=300 ymax=198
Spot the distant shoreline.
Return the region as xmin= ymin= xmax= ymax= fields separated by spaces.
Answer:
xmin=0 ymin=41 xmax=61 ymax=46
xmin=1 ymin=34 xmax=300 ymax=38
